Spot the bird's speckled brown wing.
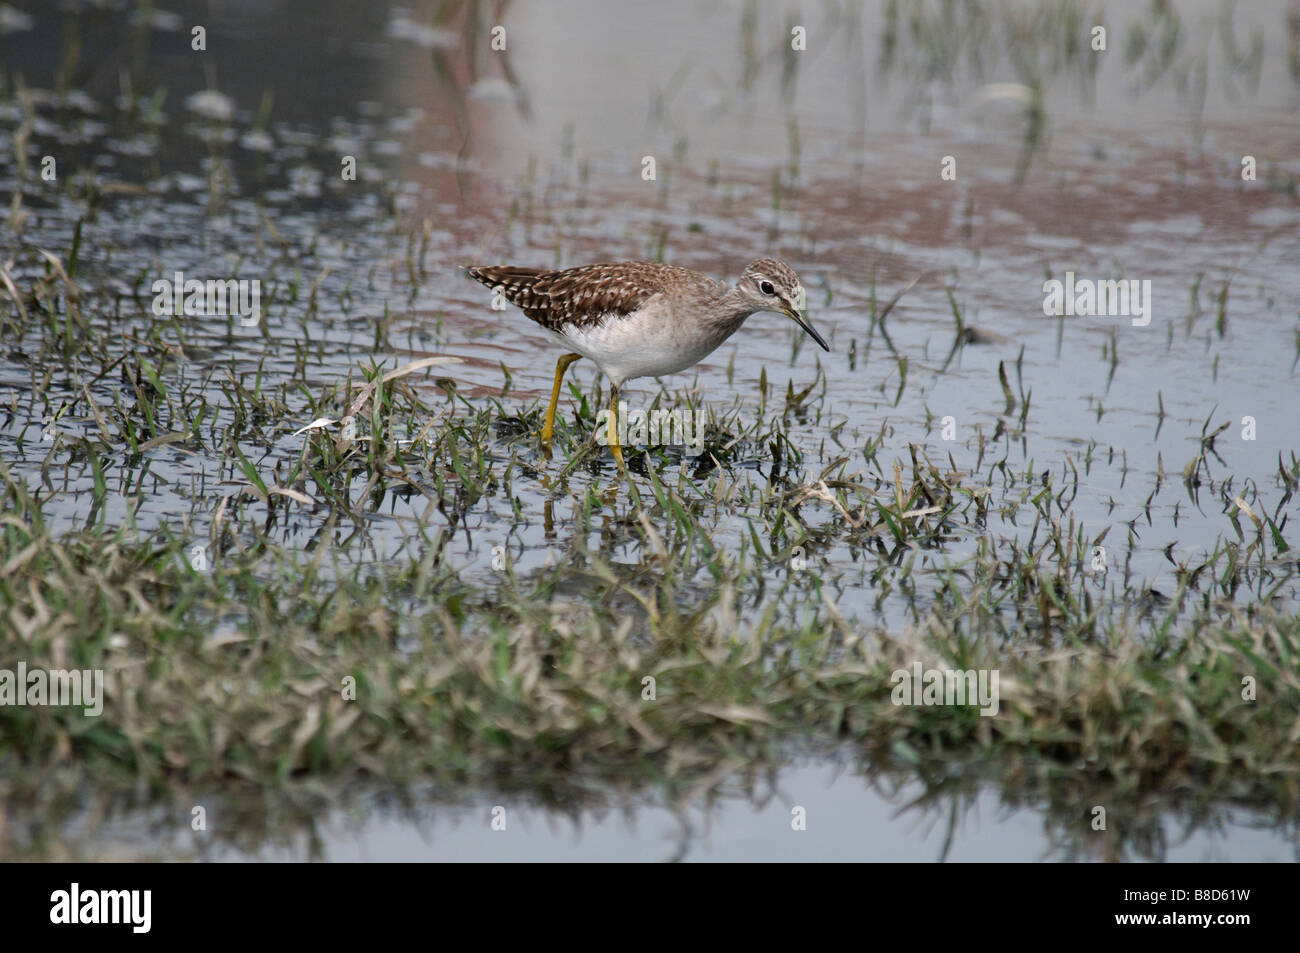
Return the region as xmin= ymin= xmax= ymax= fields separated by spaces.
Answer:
xmin=466 ymin=261 xmax=717 ymax=333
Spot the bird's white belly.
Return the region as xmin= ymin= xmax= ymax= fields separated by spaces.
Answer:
xmin=548 ymin=309 xmax=731 ymax=386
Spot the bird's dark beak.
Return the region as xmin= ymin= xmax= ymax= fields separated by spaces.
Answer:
xmin=784 ymin=306 xmax=830 ymax=352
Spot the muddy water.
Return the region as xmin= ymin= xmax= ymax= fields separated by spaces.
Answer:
xmin=1 ymin=1 xmax=1299 ymax=859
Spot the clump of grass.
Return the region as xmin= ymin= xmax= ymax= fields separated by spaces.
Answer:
xmin=1 ymin=469 xmax=1297 ymax=861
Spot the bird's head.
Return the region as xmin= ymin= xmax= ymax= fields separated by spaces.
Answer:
xmin=737 ymin=258 xmax=829 ymax=352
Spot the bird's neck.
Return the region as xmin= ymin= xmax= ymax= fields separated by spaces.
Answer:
xmin=717 ymin=286 xmax=760 ymax=321
xmin=706 ymin=286 xmax=756 ymax=342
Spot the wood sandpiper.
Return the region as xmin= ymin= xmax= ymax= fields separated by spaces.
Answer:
xmin=467 ymin=258 xmax=829 ymax=466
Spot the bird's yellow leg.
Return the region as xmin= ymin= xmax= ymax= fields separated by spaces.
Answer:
xmin=541 ymin=352 xmax=582 ymax=446
xmin=607 ymin=384 xmax=625 ymax=469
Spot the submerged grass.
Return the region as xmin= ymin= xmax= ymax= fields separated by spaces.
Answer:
xmin=1 ymin=209 xmax=1298 ymax=859
xmin=1 ymin=460 xmax=1298 ymax=860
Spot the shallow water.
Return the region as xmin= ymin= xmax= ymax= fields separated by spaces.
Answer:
xmin=43 ymin=761 xmax=1300 ymax=862
xmin=2 ymin=0 xmax=1299 ymax=860
xmin=254 ymin=771 xmax=1297 ymax=863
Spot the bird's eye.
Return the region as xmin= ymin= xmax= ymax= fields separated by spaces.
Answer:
xmin=759 ymin=280 xmax=775 ymax=295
